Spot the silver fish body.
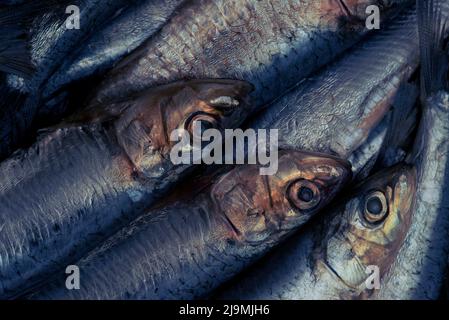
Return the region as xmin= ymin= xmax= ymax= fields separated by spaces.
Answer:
xmin=31 ymin=151 xmax=351 ymax=300
xmin=251 ymin=5 xmax=419 ymax=175
xmin=89 ymin=0 xmax=410 ymax=108
xmin=218 ymin=1 xmax=449 ymax=300
xmin=0 ymin=79 xmax=252 ymax=299
xmin=377 ymin=91 xmax=449 ymax=299
xmin=43 ymin=0 xmax=185 ymax=99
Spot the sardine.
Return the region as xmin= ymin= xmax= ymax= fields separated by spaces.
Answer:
xmin=43 ymin=0 xmax=185 ymax=99
xmin=251 ymin=4 xmax=419 ymax=175
xmin=217 ymin=0 xmax=449 ymax=300
xmin=216 ymin=164 xmax=417 ymax=299
xmin=88 ymin=0 xmax=410 ymax=108
xmin=32 ymin=150 xmax=351 ymax=300
xmin=0 ymin=79 xmax=253 ymax=299
xmin=377 ymin=0 xmax=449 ymax=299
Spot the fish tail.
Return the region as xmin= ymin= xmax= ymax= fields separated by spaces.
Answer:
xmin=417 ymin=0 xmax=449 ymax=99
xmin=0 ymin=0 xmax=72 ymax=78
xmin=0 ymin=4 xmax=35 ymax=78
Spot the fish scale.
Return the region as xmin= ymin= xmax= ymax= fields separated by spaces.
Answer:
xmin=0 ymin=79 xmax=254 ymax=298
xmin=89 ymin=0 xmax=409 ymax=107
xmin=0 ymin=130 xmax=135 ymax=297
xmin=30 ymin=151 xmax=351 ymax=299
xmin=43 ymin=0 xmax=185 ymax=97
xmin=252 ymin=6 xmax=419 ymax=165
xmin=217 ymin=2 xmax=449 ymax=300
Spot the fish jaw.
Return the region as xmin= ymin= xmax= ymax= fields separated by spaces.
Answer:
xmin=210 ymin=150 xmax=351 ymax=246
xmin=313 ymin=164 xmax=417 ymax=298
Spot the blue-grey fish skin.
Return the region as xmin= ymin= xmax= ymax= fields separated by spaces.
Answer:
xmin=0 ymin=0 xmax=131 ymax=159
xmin=0 ymin=79 xmax=253 ymax=299
xmin=89 ymin=0 xmax=411 ymax=108
xmin=17 ymin=0 xmax=131 ymax=94
xmin=217 ymin=164 xmax=417 ymax=300
xmin=43 ymin=0 xmax=185 ymax=98
xmin=31 ymin=151 xmax=351 ymax=300
xmin=217 ymin=96 xmax=448 ymax=300
xmin=377 ymin=91 xmax=449 ymax=299
xmin=219 ymin=2 xmax=449 ymax=300
xmin=251 ymin=5 xmax=419 ymax=172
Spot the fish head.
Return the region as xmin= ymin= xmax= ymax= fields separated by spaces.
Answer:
xmin=162 ymin=79 xmax=255 ymax=136
xmin=211 ymin=150 xmax=351 ymax=245
xmin=314 ymin=164 xmax=417 ymax=297
xmin=140 ymin=78 xmax=253 ymax=142
xmin=114 ymin=79 xmax=253 ymax=174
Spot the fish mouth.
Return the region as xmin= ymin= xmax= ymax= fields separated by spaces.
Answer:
xmin=320 ymin=258 xmax=365 ymax=291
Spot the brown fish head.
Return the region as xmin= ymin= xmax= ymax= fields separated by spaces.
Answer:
xmin=113 ymin=79 xmax=254 ymax=176
xmin=313 ymin=164 xmax=417 ymax=298
xmin=210 ymin=150 xmax=351 ymax=246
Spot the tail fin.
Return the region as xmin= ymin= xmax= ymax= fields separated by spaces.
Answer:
xmin=417 ymin=0 xmax=449 ymax=99
xmin=0 ymin=0 xmax=71 ymax=78
xmin=0 ymin=5 xmax=35 ymax=78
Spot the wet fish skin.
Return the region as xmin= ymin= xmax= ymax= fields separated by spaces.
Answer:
xmin=32 ymin=150 xmax=351 ymax=300
xmin=10 ymin=0 xmax=131 ymax=94
xmin=348 ymin=82 xmax=419 ymax=180
xmin=0 ymin=79 xmax=253 ymax=299
xmin=375 ymin=0 xmax=449 ymax=299
xmin=88 ymin=0 xmax=411 ymax=108
xmin=218 ymin=1 xmax=449 ymax=300
xmin=252 ymin=5 xmax=419 ymax=175
xmin=376 ymin=92 xmax=449 ymax=299
xmin=217 ymin=164 xmax=417 ymax=299
xmin=0 ymin=0 xmax=131 ymax=159
xmin=43 ymin=0 xmax=185 ymax=99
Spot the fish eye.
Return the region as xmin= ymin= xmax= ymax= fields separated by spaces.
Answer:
xmin=287 ymin=180 xmax=321 ymax=211
xmin=363 ymin=191 xmax=388 ymax=224
xmin=185 ymin=112 xmax=219 ymax=137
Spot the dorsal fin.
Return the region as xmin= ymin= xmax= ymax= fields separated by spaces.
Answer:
xmin=417 ymin=0 xmax=449 ymax=99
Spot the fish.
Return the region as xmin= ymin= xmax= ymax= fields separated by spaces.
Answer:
xmin=42 ymin=0 xmax=186 ymax=99
xmin=31 ymin=150 xmax=351 ymax=300
xmin=217 ymin=0 xmax=449 ymax=300
xmin=0 ymin=79 xmax=253 ymax=299
xmin=216 ymin=164 xmax=417 ymax=299
xmin=250 ymin=4 xmax=419 ymax=176
xmin=0 ymin=0 xmax=132 ymax=159
xmin=376 ymin=0 xmax=449 ymax=299
xmin=87 ymin=0 xmax=411 ymax=108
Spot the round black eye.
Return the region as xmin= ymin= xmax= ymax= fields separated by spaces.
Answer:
xmin=298 ymin=187 xmax=314 ymax=203
xmin=363 ymin=191 xmax=388 ymax=224
xmin=288 ymin=180 xmax=321 ymax=211
xmin=366 ymin=197 xmax=383 ymax=215
xmin=185 ymin=113 xmax=219 ymax=144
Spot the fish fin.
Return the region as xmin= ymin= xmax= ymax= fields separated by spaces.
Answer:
xmin=376 ymin=83 xmax=419 ymax=168
xmin=0 ymin=0 xmax=74 ymax=78
xmin=0 ymin=5 xmax=35 ymax=78
xmin=417 ymin=0 xmax=449 ymax=99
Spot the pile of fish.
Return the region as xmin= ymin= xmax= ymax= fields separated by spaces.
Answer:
xmin=0 ymin=0 xmax=448 ymax=300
